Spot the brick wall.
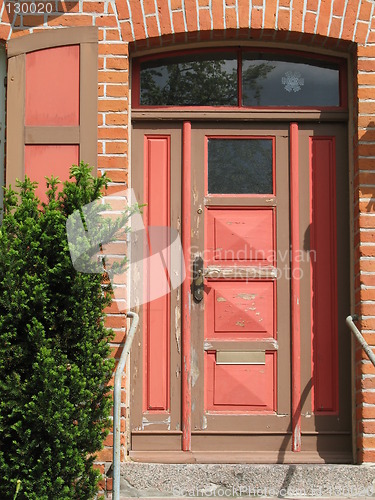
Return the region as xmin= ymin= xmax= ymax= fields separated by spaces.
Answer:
xmin=0 ymin=0 xmax=375 ymax=491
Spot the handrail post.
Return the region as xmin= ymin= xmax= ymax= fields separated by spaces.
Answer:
xmin=113 ymin=311 xmax=139 ymax=500
xmin=346 ymin=314 xmax=375 ymax=367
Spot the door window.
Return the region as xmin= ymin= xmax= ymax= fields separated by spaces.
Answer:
xmin=207 ymin=138 xmax=274 ymax=194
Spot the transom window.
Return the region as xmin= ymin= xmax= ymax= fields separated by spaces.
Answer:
xmin=133 ymin=49 xmax=345 ymax=109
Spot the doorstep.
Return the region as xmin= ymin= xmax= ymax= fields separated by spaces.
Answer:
xmin=118 ymin=463 xmax=375 ymax=498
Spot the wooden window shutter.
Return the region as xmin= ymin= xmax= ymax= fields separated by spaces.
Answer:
xmin=6 ymin=27 xmax=98 ymax=199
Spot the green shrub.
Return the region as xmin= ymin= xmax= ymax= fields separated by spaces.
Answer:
xmin=0 ymin=163 xmax=124 ymax=499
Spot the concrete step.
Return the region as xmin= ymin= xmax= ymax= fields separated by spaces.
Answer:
xmin=119 ymin=463 xmax=375 ymax=498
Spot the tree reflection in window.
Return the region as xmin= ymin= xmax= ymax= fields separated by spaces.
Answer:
xmin=208 ymin=139 xmax=273 ymax=195
xmin=137 ymin=50 xmax=343 ymax=108
xmin=140 ymin=53 xmax=238 ymax=106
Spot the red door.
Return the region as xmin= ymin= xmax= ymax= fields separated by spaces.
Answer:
xmin=130 ymin=121 xmax=351 ymax=462
xmin=190 ymin=123 xmax=292 ymax=456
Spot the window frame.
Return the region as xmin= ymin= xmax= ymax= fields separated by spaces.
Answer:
xmin=132 ymin=47 xmax=347 ymax=111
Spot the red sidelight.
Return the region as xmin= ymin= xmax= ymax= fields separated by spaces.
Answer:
xmin=310 ymin=136 xmax=339 ymax=414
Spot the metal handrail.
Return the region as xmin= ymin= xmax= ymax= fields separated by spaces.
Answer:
xmin=346 ymin=314 xmax=375 ymax=367
xmin=113 ymin=311 xmax=139 ymax=500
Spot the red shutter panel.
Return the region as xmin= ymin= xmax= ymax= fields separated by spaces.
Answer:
xmin=7 ymin=27 xmax=98 ymax=201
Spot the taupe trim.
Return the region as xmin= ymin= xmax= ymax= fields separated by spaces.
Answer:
xmin=205 ymin=196 xmax=276 ymax=207
xmin=6 ymin=54 xmax=25 ymax=188
xmin=7 ymin=27 xmax=98 ymax=58
xmin=25 ymin=127 xmax=80 ymax=144
xmin=216 ymin=350 xmax=266 ymax=364
xmin=80 ymin=41 xmax=98 ymax=170
xmin=129 ymin=451 xmax=352 ymax=464
xmin=204 ymin=340 xmax=279 ymax=351
xmin=132 ymin=109 xmax=349 ymax=122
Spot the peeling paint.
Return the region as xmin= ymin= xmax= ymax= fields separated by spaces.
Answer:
xmin=293 ymin=423 xmax=301 ymax=450
xmin=237 ymin=293 xmax=256 ymax=300
xmin=217 ymin=296 xmax=227 ymax=302
xmin=191 ymin=349 xmax=200 ymax=387
xmin=235 ymin=320 xmax=245 ymax=327
xmin=204 ymin=341 xmax=213 ymax=349
xmin=142 ymin=415 xmax=171 ymax=430
xmin=202 ymin=415 xmax=207 ymax=430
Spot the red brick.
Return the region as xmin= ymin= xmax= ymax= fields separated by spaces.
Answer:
xmin=145 ymin=15 xmax=160 ymax=38
xmin=238 ymin=0 xmax=250 ymax=28
xmin=104 ymin=169 xmax=127 ymax=182
xmin=98 ymin=42 xmax=127 ymax=55
xmin=98 ymin=156 xmax=126 ymax=169
xmin=47 ymin=14 xmax=93 ymax=26
xmin=290 ymin=3 xmax=303 ymax=33
xmin=328 ymin=16 xmax=342 ymax=39
xmin=304 ymin=12 xmax=316 ymax=33
xmin=172 ymin=10 xmax=185 ymax=32
xmin=360 ymin=246 xmax=375 ymax=257
xmin=277 ymin=11 xmax=290 ymax=31
xmin=98 ymin=71 xmax=128 ymax=83
xmin=198 ymin=9 xmax=211 ymax=30
xmin=98 ymin=128 xmax=128 ymax=140
xmin=358 ymin=72 xmax=375 ymax=85
xmin=117 ymin=0 xmax=129 ymax=19
xmin=96 ymin=15 xmax=118 ymax=27
xmin=157 ymin=0 xmax=173 ymax=35
xmin=355 ymin=22 xmax=369 ymax=44
xmin=225 ymin=8 xmax=238 ymax=29
xmin=105 ymin=113 xmax=128 ymax=125
xmin=105 ymin=315 xmax=126 ymax=329
xmin=361 ymin=377 xmax=375 ymax=390
xmin=212 ymin=0 xmax=224 ymax=30
xmin=120 ymin=21 xmax=134 ymax=41
xmin=359 ymin=215 xmax=375 ymax=230
xmin=83 ymin=2 xmax=105 ymax=13
xmin=358 ymin=449 xmax=375 ymax=463
xmin=170 ymin=0 xmax=182 ymax=9
xmin=106 ymin=142 xmax=128 ymax=154
xmin=341 ymin=0 xmax=359 ymax=40
xmin=362 ymin=436 xmax=375 ymax=448
xmin=98 ymin=99 xmax=127 ymax=112
xmin=56 ymin=1 xmax=80 ymax=13
xmin=96 ymin=448 xmax=113 ymax=462
xmin=250 ymin=8 xmax=263 ymax=30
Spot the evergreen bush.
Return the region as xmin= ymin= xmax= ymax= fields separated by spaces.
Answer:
xmin=0 ymin=163 xmax=127 ymax=499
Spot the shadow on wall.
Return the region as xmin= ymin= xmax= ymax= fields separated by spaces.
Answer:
xmin=360 ymin=122 xmax=375 ymax=214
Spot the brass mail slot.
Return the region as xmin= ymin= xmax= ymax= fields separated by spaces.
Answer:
xmin=216 ymin=351 xmax=266 ymax=365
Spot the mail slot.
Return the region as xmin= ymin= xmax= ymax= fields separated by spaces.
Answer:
xmin=216 ymin=350 xmax=266 ymax=365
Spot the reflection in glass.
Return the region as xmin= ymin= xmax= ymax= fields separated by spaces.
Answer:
xmin=208 ymin=139 xmax=273 ymax=194
xmin=140 ymin=53 xmax=237 ymax=106
xmin=242 ymin=54 xmax=340 ymax=106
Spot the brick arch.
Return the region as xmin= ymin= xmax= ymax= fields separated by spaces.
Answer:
xmin=127 ymin=28 xmax=355 ymax=53
xmin=117 ymin=0 xmax=374 ymax=47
